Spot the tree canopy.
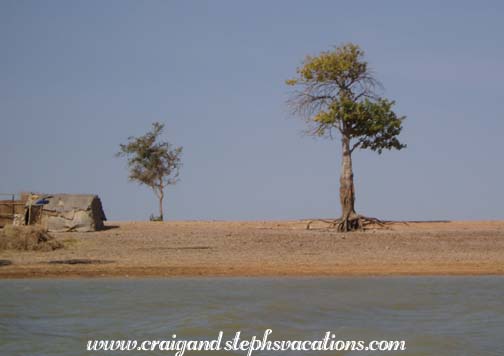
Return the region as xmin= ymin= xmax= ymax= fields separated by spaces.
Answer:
xmin=286 ymin=43 xmax=406 ymax=154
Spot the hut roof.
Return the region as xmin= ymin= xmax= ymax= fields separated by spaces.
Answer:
xmin=38 ymin=194 xmax=106 ymax=220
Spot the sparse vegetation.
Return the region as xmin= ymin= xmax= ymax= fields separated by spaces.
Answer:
xmin=149 ymin=214 xmax=163 ymax=222
xmin=0 ymin=225 xmax=63 ymax=251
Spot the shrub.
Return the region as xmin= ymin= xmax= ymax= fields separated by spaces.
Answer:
xmin=0 ymin=225 xmax=63 ymax=251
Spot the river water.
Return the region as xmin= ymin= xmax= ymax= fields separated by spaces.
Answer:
xmin=0 ymin=277 xmax=503 ymax=355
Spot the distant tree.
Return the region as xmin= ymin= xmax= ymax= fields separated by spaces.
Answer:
xmin=117 ymin=122 xmax=182 ymax=221
xmin=286 ymin=43 xmax=406 ymax=231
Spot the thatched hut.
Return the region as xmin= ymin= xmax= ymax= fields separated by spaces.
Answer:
xmin=27 ymin=194 xmax=106 ymax=232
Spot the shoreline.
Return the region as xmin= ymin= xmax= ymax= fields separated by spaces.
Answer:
xmin=1 ymin=220 xmax=504 ymax=279
xmin=2 ymin=267 xmax=504 ymax=279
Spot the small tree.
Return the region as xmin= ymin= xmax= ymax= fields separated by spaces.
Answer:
xmin=117 ymin=122 xmax=182 ymax=221
xmin=286 ymin=43 xmax=406 ymax=231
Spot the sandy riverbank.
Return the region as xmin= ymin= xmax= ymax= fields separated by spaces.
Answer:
xmin=0 ymin=220 xmax=503 ymax=278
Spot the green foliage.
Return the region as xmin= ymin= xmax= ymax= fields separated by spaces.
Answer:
xmin=286 ymin=43 xmax=406 ymax=153
xmin=117 ymin=122 xmax=183 ymax=197
xmin=287 ymin=43 xmax=367 ymax=88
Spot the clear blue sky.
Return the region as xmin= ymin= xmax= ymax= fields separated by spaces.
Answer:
xmin=1 ymin=1 xmax=503 ymax=221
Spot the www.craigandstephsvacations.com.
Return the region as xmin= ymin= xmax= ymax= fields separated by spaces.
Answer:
xmin=86 ymin=329 xmax=407 ymax=354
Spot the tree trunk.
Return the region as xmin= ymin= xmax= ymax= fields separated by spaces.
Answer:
xmin=338 ymin=135 xmax=361 ymax=232
xmin=158 ymin=190 xmax=164 ymax=222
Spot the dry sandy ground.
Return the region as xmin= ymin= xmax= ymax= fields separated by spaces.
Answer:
xmin=1 ymin=220 xmax=504 ymax=278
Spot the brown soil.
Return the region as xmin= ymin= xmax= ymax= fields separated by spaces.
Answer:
xmin=0 ymin=220 xmax=503 ymax=278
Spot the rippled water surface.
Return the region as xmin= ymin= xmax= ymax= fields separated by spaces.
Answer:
xmin=1 ymin=277 xmax=503 ymax=355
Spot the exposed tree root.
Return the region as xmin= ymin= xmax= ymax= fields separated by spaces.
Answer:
xmin=305 ymin=215 xmax=392 ymax=231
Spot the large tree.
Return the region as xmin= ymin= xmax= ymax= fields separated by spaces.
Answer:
xmin=286 ymin=43 xmax=406 ymax=231
xmin=117 ymin=122 xmax=182 ymax=221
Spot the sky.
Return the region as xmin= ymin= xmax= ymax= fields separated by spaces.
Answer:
xmin=1 ymin=0 xmax=503 ymax=221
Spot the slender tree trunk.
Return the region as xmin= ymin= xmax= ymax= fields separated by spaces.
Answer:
xmin=338 ymin=135 xmax=361 ymax=232
xmin=158 ymin=190 xmax=164 ymax=222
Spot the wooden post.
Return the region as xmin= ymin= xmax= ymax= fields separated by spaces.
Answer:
xmin=28 ymin=198 xmax=32 ymax=225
